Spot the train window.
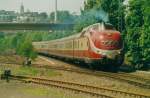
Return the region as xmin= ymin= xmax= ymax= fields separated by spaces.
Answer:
xmin=71 ymin=41 xmax=73 ymax=48
xmin=81 ymin=42 xmax=83 ymax=47
xmin=75 ymin=40 xmax=78 ymax=49
xmin=78 ymin=40 xmax=79 ymax=48
xmin=76 ymin=42 xmax=77 ymax=48
xmin=66 ymin=41 xmax=72 ymax=49
xmin=81 ymin=31 xmax=86 ymax=37
xmin=41 ymin=45 xmax=45 ymax=48
xmin=90 ymin=31 xmax=93 ymax=35
xmin=54 ymin=44 xmax=57 ymax=48
xmin=92 ymin=25 xmax=98 ymax=30
xmin=104 ymin=24 xmax=115 ymax=30
xmin=75 ymin=41 xmax=77 ymax=48
xmin=70 ymin=42 xmax=72 ymax=48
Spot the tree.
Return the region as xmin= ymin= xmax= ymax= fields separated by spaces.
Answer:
xmin=74 ymin=9 xmax=108 ymax=32
xmin=83 ymin=0 xmax=125 ymax=32
xmin=39 ymin=12 xmax=48 ymax=19
xmin=0 ymin=32 xmax=37 ymax=65
xmin=0 ymin=32 xmax=4 ymax=39
xmin=125 ymin=0 xmax=150 ymax=69
xmin=16 ymin=38 xmax=37 ymax=65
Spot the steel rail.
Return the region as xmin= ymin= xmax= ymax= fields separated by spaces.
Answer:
xmin=10 ymin=75 xmax=114 ymax=98
xmin=10 ymin=75 xmax=150 ymax=98
xmin=34 ymin=64 xmax=150 ymax=89
xmin=1 ymin=63 xmax=150 ymax=89
xmin=117 ymin=72 xmax=150 ymax=83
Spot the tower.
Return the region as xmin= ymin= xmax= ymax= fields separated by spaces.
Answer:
xmin=20 ymin=2 xmax=24 ymax=15
xmin=54 ymin=0 xmax=57 ymax=23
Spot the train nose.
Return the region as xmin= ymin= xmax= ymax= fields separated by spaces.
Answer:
xmin=95 ymin=39 xmax=120 ymax=50
xmin=94 ymin=32 xmax=122 ymax=50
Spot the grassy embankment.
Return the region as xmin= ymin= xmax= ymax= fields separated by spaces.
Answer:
xmin=0 ymin=64 xmax=61 ymax=77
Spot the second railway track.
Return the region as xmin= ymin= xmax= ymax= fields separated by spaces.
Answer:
xmin=33 ymin=64 xmax=150 ymax=89
xmin=9 ymin=75 xmax=150 ymax=98
xmin=1 ymin=63 xmax=150 ymax=89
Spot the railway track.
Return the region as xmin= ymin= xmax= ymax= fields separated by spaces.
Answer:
xmin=38 ymin=56 xmax=150 ymax=87
xmin=111 ymin=72 xmax=150 ymax=87
xmin=10 ymin=75 xmax=114 ymax=98
xmin=118 ymin=72 xmax=150 ymax=84
xmin=8 ymin=75 xmax=150 ymax=98
xmin=1 ymin=63 xmax=150 ymax=89
xmin=32 ymin=64 xmax=150 ymax=89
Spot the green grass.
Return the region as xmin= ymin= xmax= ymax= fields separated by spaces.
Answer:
xmin=0 ymin=70 xmax=2 ymax=75
xmin=13 ymin=66 xmax=38 ymax=76
xmin=44 ymin=69 xmax=61 ymax=77
xmin=13 ymin=66 xmax=61 ymax=77
xmin=0 ymin=65 xmax=60 ymax=77
xmin=22 ymin=86 xmax=86 ymax=98
xmin=23 ymin=87 xmax=49 ymax=96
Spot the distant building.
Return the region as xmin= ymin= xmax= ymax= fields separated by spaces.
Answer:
xmin=20 ymin=3 xmax=24 ymax=15
xmin=0 ymin=3 xmax=49 ymax=23
xmin=0 ymin=10 xmax=17 ymax=22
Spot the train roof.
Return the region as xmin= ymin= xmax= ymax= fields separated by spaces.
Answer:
xmin=33 ymin=33 xmax=81 ymax=44
xmin=50 ymin=33 xmax=81 ymax=42
xmin=33 ymin=23 xmax=115 ymax=45
xmin=83 ymin=23 xmax=115 ymax=31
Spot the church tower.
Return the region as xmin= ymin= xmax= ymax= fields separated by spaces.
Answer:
xmin=20 ymin=2 xmax=24 ymax=15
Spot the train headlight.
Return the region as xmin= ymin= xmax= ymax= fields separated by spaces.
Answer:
xmin=108 ymin=54 xmax=116 ymax=59
xmin=118 ymin=51 xmax=121 ymax=54
xmin=102 ymin=53 xmax=106 ymax=56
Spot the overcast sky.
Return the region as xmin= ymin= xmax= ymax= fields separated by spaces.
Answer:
xmin=0 ymin=0 xmax=85 ymax=14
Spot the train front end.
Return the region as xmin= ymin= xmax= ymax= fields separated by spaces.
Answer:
xmin=87 ymin=23 xmax=124 ymax=70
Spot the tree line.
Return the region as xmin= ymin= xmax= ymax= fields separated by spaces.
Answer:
xmin=0 ymin=32 xmax=37 ymax=65
xmin=0 ymin=31 xmax=72 ymax=65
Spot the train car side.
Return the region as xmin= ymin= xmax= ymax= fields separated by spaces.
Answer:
xmin=33 ymin=23 xmax=124 ymax=71
xmin=33 ymin=34 xmax=90 ymax=61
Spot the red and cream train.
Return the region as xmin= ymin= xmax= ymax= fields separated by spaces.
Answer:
xmin=33 ymin=23 xmax=124 ymax=70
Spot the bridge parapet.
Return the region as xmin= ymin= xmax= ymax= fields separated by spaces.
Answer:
xmin=0 ymin=23 xmax=74 ymax=30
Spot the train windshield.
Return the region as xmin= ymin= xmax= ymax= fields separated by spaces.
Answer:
xmin=90 ymin=23 xmax=116 ymax=32
xmin=104 ymin=23 xmax=116 ymax=30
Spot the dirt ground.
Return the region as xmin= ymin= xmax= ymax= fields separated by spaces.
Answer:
xmin=0 ymin=55 xmax=24 ymax=64
xmin=0 ymin=80 xmax=93 ymax=98
xmin=33 ymin=56 xmax=150 ymax=95
xmin=0 ymin=55 xmax=150 ymax=98
xmin=130 ymin=71 xmax=150 ymax=79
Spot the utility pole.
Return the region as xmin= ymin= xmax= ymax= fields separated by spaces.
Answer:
xmin=54 ymin=0 xmax=57 ymax=23
xmin=118 ymin=0 xmax=123 ymax=32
